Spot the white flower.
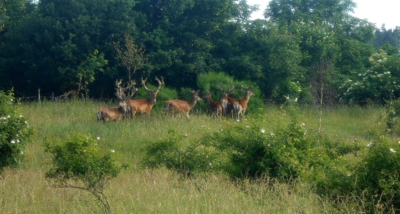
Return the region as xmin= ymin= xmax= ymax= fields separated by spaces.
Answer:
xmin=245 ymin=126 xmax=250 ymax=128
xmin=16 ymin=139 xmax=20 ymax=143
xmin=184 ymin=134 xmax=188 ymax=137
xmin=301 ymin=123 xmax=305 ymax=127
xmin=97 ymin=137 xmax=100 ymax=140
xmin=261 ymin=129 xmax=265 ymax=134
xmin=294 ymin=97 xmax=298 ymax=102
xmin=270 ymin=133 xmax=275 ymax=137
xmin=390 ymin=148 xmax=396 ymax=153
xmin=236 ymin=119 xmax=240 ymax=122
xmin=201 ymin=125 xmax=205 ymax=128
xmin=19 ymin=115 xmax=23 ymax=118
xmin=7 ymin=115 xmax=10 ymax=118
xmin=367 ymin=142 xmax=373 ymax=147
xmin=20 ymin=151 xmax=24 ymax=155
xmin=111 ymin=150 xmax=115 ymax=153
xmin=11 ymin=140 xmax=15 ymax=144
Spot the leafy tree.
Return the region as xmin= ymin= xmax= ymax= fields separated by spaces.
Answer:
xmin=0 ymin=90 xmax=34 ymax=172
xmin=114 ymin=34 xmax=148 ymax=82
xmin=75 ymin=50 xmax=108 ymax=98
xmin=1 ymin=0 xmax=139 ymax=96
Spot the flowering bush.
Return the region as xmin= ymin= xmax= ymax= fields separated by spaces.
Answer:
xmin=0 ymin=90 xmax=34 ymax=172
xmin=339 ymin=50 xmax=399 ymax=105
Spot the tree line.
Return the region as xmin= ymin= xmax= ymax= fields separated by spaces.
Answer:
xmin=1 ymin=0 xmax=399 ymax=105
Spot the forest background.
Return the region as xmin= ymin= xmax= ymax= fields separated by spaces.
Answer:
xmin=1 ymin=0 xmax=400 ymax=105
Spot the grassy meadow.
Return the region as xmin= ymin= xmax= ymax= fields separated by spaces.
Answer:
xmin=0 ymin=100 xmax=389 ymax=213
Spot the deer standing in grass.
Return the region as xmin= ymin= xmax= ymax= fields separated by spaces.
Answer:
xmin=164 ymin=90 xmax=202 ymax=119
xmin=97 ymin=80 xmax=137 ymax=123
xmin=127 ymin=76 xmax=164 ymax=118
xmin=233 ymin=86 xmax=255 ymax=121
xmin=203 ymin=91 xmax=223 ymax=117
xmin=217 ymin=84 xmax=235 ymax=117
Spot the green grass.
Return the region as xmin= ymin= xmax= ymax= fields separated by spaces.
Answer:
xmin=1 ymin=100 xmax=389 ymax=213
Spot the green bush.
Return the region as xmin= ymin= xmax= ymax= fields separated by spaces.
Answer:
xmin=141 ymin=129 xmax=217 ymax=177
xmin=350 ymin=129 xmax=400 ymax=212
xmin=205 ymin=115 xmax=339 ymax=181
xmin=0 ymin=90 xmax=34 ymax=172
xmin=45 ymin=134 xmax=127 ymax=213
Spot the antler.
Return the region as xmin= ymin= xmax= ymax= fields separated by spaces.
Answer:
xmin=115 ymin=79 xmax=137 ymax=101
xmin=141 ymin=76 xmax=164 ymax=92
xmin=216 ymin=83 xmax=224 ymax=92
xmin=217 ymin=84 xmax=235 ymax=93
xmin=141 ymin=77 xmax=150 ymax=91
xmin=227 ymin=86 xmax=235 ymax=93
xmin=241 ymin=85 xmax=252 ymax=90
xmin=155 ymin=76 xmax=164 ymax=92
xmin=125 ymin=86 xmax=138 ymax=100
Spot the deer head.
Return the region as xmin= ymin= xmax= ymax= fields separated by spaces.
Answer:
xmin=141 ymin=76 xmax=164 ymax=104
xmin=216 ymin=84 xmax=235 ymax=99
xmin=241 ymin=85 xmax=255 ymax=98
xmin=115 ymin=79 xmax=138 ymax=113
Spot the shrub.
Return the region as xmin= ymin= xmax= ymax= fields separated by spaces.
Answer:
xmin=0 ymin=90 xmax=34 ymax=172
xmin=45 ymin=134 xmax=127 ymax=214
xmin=205 ymin=115 xmax=338 ymax=181
xmin=141 ymin=129 xmax=217 ymax=177
xmin=350 ymin=129 xmax=400 ymax=212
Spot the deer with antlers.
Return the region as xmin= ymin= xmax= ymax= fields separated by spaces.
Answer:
xmin=233 ymin=86 xmax=255 ymax=121
xmin=203 ymin=91 xmax=223 ymax=117
xmin=216 ymin=84 xmax=235 ymax=117
xmin=164 ymin=90 xmax=203 ymax=119
xmin=97 ymin=80 xmax=137 ymax=123
xmin=127 ymin=76 xmax=164 ymax=118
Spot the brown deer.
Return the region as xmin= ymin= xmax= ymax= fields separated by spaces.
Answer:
xmin=203 ymin=91 xmax=223 ymax=117
xmin=233 ymin=86 xmax=255 ymax=121
xmin=127 ymin=76 xmax=164 ymax=118
xmin=164 ymin=90 xmax=202 ymax=119
xmin=97 ymin=80 xmax=137 ymax=123
xmin=216 ymin=84 xmax=235 ymax=117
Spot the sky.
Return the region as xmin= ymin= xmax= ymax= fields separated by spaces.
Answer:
xmin=247 ymin=0 xmax=400 ymax=29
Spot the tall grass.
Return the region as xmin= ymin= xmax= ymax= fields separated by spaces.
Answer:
xmin=1 ymin=100 xmax=387 ymax=213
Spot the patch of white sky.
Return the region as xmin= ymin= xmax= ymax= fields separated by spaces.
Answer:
xmin=246 ymin=0 xmax=399 ymax=29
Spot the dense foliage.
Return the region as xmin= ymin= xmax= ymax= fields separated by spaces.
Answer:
xmin=0 ymin=0 xmax=399 ymax=104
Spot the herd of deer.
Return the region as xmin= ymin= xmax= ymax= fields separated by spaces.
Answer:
xmin=96 ymin=77 xmax=255 ymax=123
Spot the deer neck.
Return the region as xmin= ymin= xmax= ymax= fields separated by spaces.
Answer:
xmin=189 ymin=97 xmax=199 ymax=108
xmin=244 ymin=92 xmax=252 ymax=102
